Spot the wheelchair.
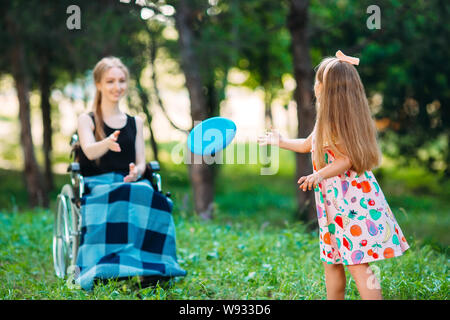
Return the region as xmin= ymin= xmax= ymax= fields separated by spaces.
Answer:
xmin=53 ymin=134 xmax=171 ymax=279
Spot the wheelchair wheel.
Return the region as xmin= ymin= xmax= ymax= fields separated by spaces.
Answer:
xmin=53 ymin=184 xmax=80 ymax=279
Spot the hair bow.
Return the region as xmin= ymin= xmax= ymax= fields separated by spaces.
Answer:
xmin=335 ymin=50 xmax=360 ymax=66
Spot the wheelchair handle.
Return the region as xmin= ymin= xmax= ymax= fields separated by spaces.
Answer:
xmin=70 ymin=134 xmax=79 ymax=146
xmin=148 ymin=161 xmax=160 ymax=172
xmin=68 ymin=162 xmax=80 ymax=173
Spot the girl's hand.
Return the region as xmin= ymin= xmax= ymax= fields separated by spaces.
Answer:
xmin=297 ymin=172 xmax=324 ymax=191
xmin=257 ymin=128 xmax=283 ymax=146
xmin=124 ymin=162 xmax=139 ymax=182
xmin=106 ymin=130 xmax=121 ymax=152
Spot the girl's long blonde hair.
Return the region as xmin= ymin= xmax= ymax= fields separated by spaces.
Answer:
xmin=313 ymin=56 xmax=381 ymax=175
xmin=91 ymin=56 xmax=129 ymax=141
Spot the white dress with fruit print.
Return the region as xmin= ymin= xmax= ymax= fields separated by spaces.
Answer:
xmin=311 ymin=129 xmax=410 ymax=265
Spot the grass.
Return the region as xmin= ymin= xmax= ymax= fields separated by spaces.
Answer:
xmin=0 ymin=210 xmax=447 ymax=300
xmin=0 ymin=144 xmax=449 ymax=299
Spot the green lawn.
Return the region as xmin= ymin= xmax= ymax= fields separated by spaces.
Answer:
xmin=0 ymin=146 xmax=448 ymax=299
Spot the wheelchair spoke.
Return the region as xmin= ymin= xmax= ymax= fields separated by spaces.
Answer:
xmin=54 ymin=184 xmax=82 ymax=279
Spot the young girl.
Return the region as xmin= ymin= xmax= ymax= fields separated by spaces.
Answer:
xmin=258 ymin=50 xmax=409 ymax=300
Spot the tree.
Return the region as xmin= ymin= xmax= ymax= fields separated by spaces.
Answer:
xmin=286 ymin=0 xmax=317 ymax=223
xmin=0 ymin=0 xmax=150 ymax=207
xmin=173 ymin=0 xmax=216 ymax=219
xmin=1 ymin=2 xmax=48 ymax=207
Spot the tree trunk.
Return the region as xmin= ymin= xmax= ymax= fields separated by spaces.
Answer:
xmin=39 ymin=54 xmax=54 ymax=192
xmin=287 ymin=0 xmax=316 ymax=224
xmin=175 ymin=0 xmax=215 ymax=220
xmin=135 ymin=78 xmax=159 ymax=162
xmin=263 ymin=84 xmax=273 ymax=128
xmin=7 ymin=20 xmax=47 ymax=208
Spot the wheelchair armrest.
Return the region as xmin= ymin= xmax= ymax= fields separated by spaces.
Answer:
xmin=70 ymin=134 xmax=81 ymax=162
xmin=143 ymin=161 xmax=164 ymax=193
xmin=143 ymin=161 xmax=159 ymax=180
xmin=67 ymin=161 xmax=84 ymax=206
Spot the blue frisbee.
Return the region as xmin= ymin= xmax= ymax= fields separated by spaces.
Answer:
xmin=187 ymin=117 xmax=237 ymax=156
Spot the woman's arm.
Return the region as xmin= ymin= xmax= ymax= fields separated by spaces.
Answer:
xmin=77 ymin=113 xmax=121 ymax=160
xmin=123 ymin=116 xmax=146 ymax=182
xmin=134 ymin=116 xmax=146 ymax=176
xmin=258 ymin=129 xmax=313 ymax=154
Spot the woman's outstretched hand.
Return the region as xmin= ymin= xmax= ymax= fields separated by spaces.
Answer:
xmin=124 ymin=162 xmax=139 ymax=182
xmin=257 ymin=128 xmax=283 ymax=147
xmin=298 ymin=172 xmax=324 ymax=191
xmin=106 ymin=130 xmax=121 ymax=152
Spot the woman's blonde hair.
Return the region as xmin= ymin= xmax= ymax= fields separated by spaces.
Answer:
xmin=313 ymin=56 xmax=381 ymax=175
xmin=91 ymin=56 xmax=129 ymax=141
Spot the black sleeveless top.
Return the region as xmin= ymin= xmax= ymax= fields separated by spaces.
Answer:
xmin=79 ymin=112 xmax=136 ymax=177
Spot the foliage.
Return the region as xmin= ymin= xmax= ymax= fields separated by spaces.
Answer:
xmin=228 ymin=0 xmax=292 ymax=118
xmin=0 ymin=0 xmax=148 ymax=90
xmin=309 ymin=0 xmax=450 ymax=175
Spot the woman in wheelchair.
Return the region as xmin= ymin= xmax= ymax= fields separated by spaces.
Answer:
xmin=54 ymin=57 xmax=186 ymax=290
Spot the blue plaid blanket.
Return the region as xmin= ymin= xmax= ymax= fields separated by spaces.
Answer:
xmin=75 ymin=172 xmax=186 ymax=290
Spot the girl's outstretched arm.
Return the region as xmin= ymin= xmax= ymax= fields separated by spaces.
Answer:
xmin=258 ymin=129 xmax=312 ymax=154
xmin=280 ymin=133 xmax=312 ymax=153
